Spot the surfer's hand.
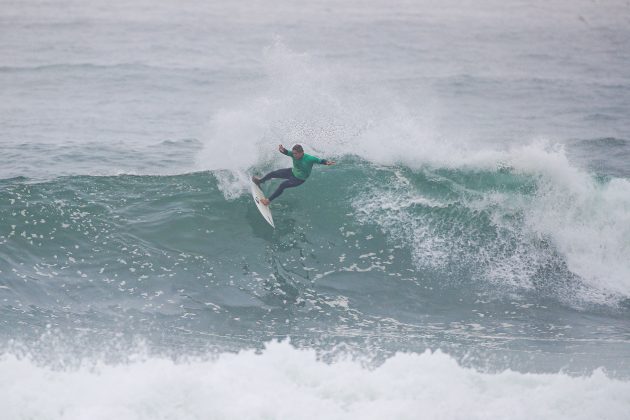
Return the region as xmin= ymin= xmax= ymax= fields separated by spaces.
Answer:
xmin=324 ymin=161 xmax=336 ymax=165
xmin=279 ymin=144 xmax=287 ymax=154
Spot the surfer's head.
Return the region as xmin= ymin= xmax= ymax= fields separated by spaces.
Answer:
xmin=292 ymin=144 xmax=304 ymax=159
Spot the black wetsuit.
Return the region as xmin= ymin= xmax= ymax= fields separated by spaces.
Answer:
xmin=258 ymin=168 xmax=305 ymax=202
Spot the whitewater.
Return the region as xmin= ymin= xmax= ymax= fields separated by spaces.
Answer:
xmin=1 ymin=0 xmax=630 ymax=418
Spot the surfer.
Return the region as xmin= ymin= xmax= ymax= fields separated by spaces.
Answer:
xmin=252 ymin=144 xmax=335 ymax=206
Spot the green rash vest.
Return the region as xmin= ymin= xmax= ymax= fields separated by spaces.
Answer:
xmin=283 ymin=150 xmax=328 ymax=180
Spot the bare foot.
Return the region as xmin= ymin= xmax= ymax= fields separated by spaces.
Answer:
xmin=260 ymin=198 xmax=270 ymax=206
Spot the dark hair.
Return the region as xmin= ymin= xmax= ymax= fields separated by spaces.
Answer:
xmin=292 ymin=144 xmax=304 ymax=153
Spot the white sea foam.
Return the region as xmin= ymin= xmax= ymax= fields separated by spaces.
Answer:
xmin=2 ymin=340 xmax=629 ymax=420
xmin=466 ymin=141 xmax=630 ymax=301
xmin=352 ymin=143 xmax=630 ymax=303
xmin=522 ymin=161 xmax=630 ymax=300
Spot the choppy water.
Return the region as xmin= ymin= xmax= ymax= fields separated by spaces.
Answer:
xmin=2 ymin=0 xmax=630 ymax=418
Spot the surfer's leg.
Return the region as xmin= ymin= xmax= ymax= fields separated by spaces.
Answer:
xmin=259 ymin=168 xmax=292 ymax=184
xmin=268 ymin=177 xmax=305 ymax=202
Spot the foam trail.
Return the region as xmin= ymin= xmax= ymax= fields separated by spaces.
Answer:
xmin=3 ymin=341 xmax=629 ymax=420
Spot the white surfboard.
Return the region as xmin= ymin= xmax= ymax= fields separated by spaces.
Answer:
xmin=251 ymin=181 xmax=275 ymax=228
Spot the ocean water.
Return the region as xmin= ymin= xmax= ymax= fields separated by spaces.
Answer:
xmin=2 ymin=0 xmax=630 ymax=418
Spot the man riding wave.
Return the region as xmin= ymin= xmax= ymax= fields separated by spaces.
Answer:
xmin=252 ymin=144 xmax=336 ymax=206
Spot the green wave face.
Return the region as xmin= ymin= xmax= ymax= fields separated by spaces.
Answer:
xmin=1 ymin=159 xmax=629 ymax=366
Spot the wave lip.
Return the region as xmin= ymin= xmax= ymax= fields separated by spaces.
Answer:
xmin=3 ymin=341 xmax=630 ymax=420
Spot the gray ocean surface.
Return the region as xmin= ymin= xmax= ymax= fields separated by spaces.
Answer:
xmin=2 ymin=1 xmax=630 ymax=418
